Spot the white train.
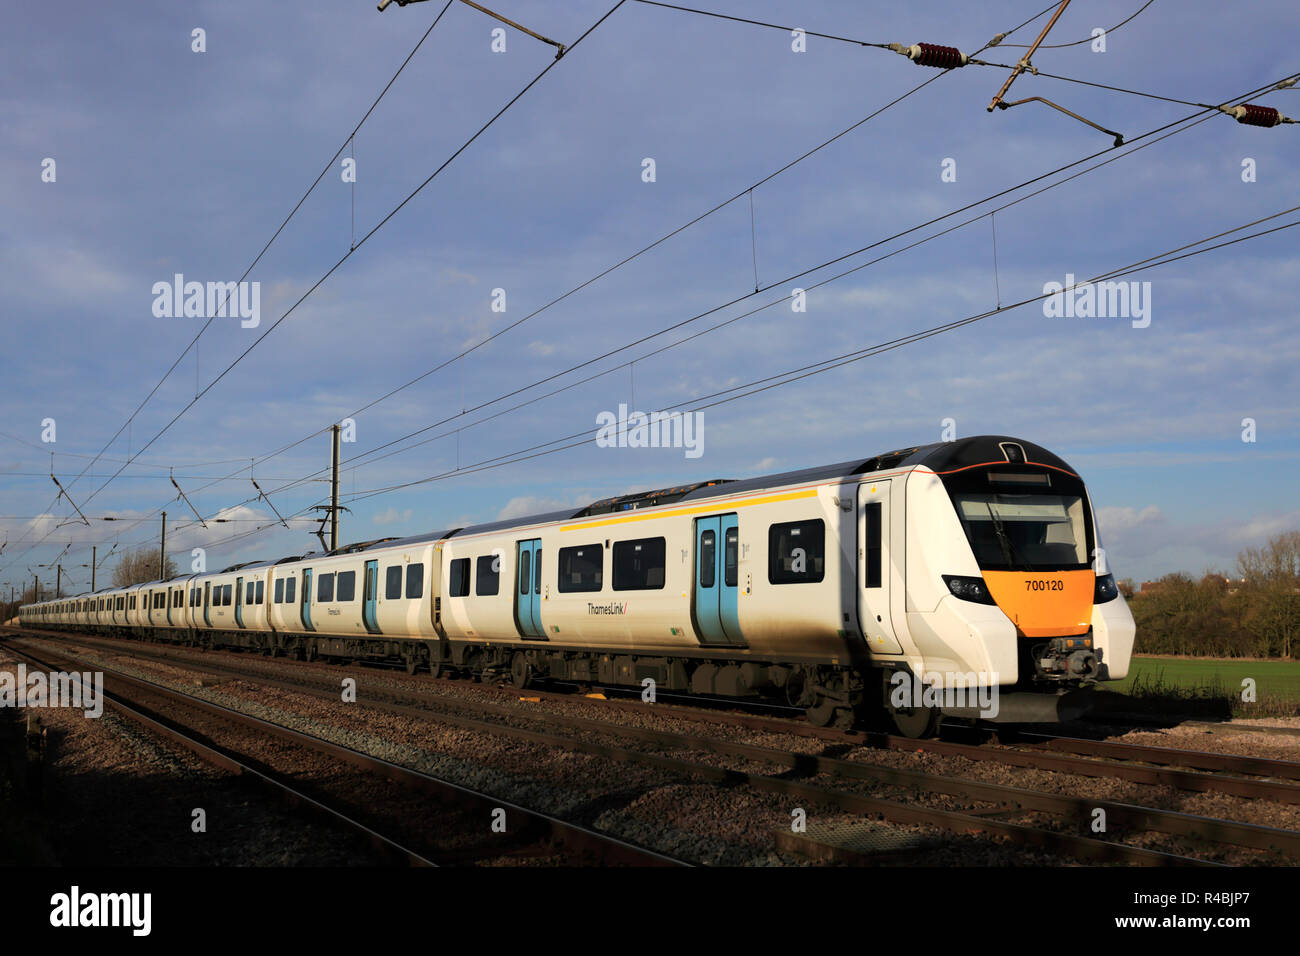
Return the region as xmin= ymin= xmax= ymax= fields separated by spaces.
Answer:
xmin=19 ymin=435 xmax=1135 ymax=735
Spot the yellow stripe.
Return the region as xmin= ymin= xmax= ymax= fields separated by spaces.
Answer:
xmin=559 ymin=488 xmax=819 ymax=532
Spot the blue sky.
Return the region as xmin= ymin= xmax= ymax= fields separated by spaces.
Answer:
xmin=2 ymin=0 xmax=1297 ymax=594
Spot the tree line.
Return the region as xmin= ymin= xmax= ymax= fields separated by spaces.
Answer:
xmin=2 ymin=546 xmax=178 ymax=624
xmin=1125 ymin=531 xmax=1300 ymax=659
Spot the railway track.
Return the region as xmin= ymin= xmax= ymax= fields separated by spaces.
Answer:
xmin=12 ymin=628 xmax=1298 ymax=796
xmin=1098 ymin=718 xmax=1300 ymax=739
xmin=0 ymin=638 xmax=683 ymax=867
xmin=581 ymin=683 xmax=1300 ymax=794
xmin=11 ymin=629 xmax=1300 ymax=865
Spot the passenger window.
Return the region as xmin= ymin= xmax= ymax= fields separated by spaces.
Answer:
xmin=613 ymin=537 xmax=666 ymax=591
xmin=699 ymin=531 xmax=716 ymax=589
xmin=558 ymin=545 xmax=603 ymax=593
xmin=256 ymin=580 xmax=265 ymax=605
xmin=768 ymin=520 xmax=826 ymax=584
xmin=318 ymin=573 xmax=335 ymax=603
xmin=864 ymin=502 xmax=882 ymax=588
xmin=337 ymin=571 xmax=355 ymax=602
xmin=449 ymin=558 xmax=470 ymax=598
xmin=224 ymin=584 xmax=233 ymax=606
xmin=246 ymin=582 xmax=255 ymax=605
xmin=285 ymin=577 xmax=296 ymax=604
xmin=724 ymin=527 xmax=738 ymax=588
xmin=275 ymin=578 xmax=284 ymax=604
xmin=405 ymin=563 xmax=423 ymax=600
xmin=386 ymin=566 xmax=402 ymax=600
xmin=476 ymin=555 xmax=500 ymax=596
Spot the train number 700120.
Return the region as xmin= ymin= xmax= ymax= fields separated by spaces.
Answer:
xmin=1026 ymin=579 xmax=1064 ymax=591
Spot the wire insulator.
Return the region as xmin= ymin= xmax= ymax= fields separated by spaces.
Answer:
xmin=907 ymin=43 xmax=969 ymax=69
xmin=1231 ymin=103 xmax=1282 ymax=127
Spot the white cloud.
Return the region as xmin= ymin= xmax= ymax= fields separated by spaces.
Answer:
xmin=438 ymin=266 xmax=479 ymax=286
xmin=373 ymin=507 xmax=412 ymax=526
xmin=1096 ymin=505 xmax=1163 ymax=533
xmin=496 ymin=495 xmax=584 ymax=520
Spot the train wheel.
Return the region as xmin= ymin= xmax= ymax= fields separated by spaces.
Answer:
xmin=784 ymin=670 xmax=811 ymax=709
xmin=510 ymin=652 xmax=532 ymax=689
xmin=807 ymin=696 xmax=850 ymax=728
xmin=889 ymin=704 xmax=940 ymax=739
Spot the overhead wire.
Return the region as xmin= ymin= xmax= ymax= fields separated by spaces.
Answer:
xmin=59 ymin=1 xmax=458 ymax=502
xmin=244 ymin=68 xmax=1299 ymax=503
xmin=10 ymin=9 xmax=1289 ymax=582
xmin=71 ymin=1 xmax=629 ymax=518
xmin=29 ymin=64 xmax=1295 ymax=574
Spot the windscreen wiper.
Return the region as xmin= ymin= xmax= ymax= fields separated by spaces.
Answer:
xmin=984 ymin=499 xmax=1031 ymax=572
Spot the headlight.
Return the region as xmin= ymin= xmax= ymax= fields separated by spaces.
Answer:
xmin=1094 ymin=573 xmax=1119 ymax=604
xmin=942 ymin=574 xmax=996 ymax=605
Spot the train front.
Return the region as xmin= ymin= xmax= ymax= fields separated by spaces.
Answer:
xmin=902 ymin=436 xmax=1135 ymax=724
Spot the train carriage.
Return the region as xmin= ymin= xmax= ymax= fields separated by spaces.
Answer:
xmin=17 ymin=435 xmax=1135 ymax=735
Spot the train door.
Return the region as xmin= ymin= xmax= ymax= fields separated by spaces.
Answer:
xmin=235 ymin=576 xmax=245 ymax=629
xmin=693 ymin=514 xmax=742 ymax=644
xmin=300 ymin=568 xmax=314 ymax=632
xmin=857 ymin=481 xmax=902 ymax=654
xmin=514 ymin=539 xmax=544 ymax=639
xmin=203 ymin=582 xmax=212 ymax=627
xmin=363 ymin=560 xmax=380 ymax=634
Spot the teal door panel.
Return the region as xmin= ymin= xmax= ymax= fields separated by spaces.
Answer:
xmin=694 ymin=514 xmax=742 ymax=645
xmin=301 ymin=568 xmax=314 ymax=632
xmin=363 ymin=560 xmax=380 ymax=634
xmin=515 ymin=539 xmax=544 ymax=639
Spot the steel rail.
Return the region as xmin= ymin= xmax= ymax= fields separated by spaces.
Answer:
xmin=1013 ymin=730 xmax=1300 ymax=780
xmin=1 ymin=639 xmax=685 ymax=867
xmin=1 ymin=642 xmax=438 ymax=866
xmin=11 ymin=634 xmax=1234 ymax=865
xmin=15 ymin=627 xmax=1300 ymax=815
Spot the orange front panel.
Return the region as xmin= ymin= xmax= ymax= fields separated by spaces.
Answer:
xmin=981 ymin=570 xmax=1093 ymax=638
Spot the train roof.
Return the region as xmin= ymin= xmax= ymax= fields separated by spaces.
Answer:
xmin=29 ymin=437 xmax=1073 ymax=597
xmin=898 ymin=435 xmax=1077 ymax=475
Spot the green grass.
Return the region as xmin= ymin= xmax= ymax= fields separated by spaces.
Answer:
xmin=1103 ymin=655 xmax=1300 ymax=718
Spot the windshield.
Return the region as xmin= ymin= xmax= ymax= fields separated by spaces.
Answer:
xmin=942 ymin=468 xmax=1094 ymax=572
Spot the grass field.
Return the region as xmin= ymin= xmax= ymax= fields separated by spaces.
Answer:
xmin=1105 ymin=655 xmax=1300 ymax=717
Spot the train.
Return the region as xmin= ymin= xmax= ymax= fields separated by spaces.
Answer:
xmin=17 ymin=435 xmax=1135 ymax=736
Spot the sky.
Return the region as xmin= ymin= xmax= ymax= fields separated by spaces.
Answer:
xmin=1 ymin=0 xmax=1297 ymax=596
